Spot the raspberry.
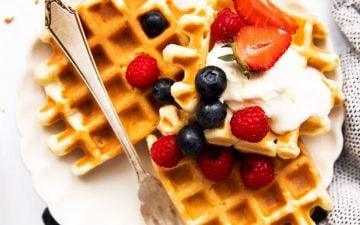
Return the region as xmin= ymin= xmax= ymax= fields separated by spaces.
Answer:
xmin=240 ymin=154 xmax=274 ymax=188
xmin=230 ymin=106 xmax=270 ymax=143
xmin=126 ymin=55 xmax=160 ymax=88
xmin=150 ymin=135 xmax=183 ymax=168
xmin=211 ymin=8 xmax=245 ymax=43
xmin=198 ymin=148 xmax=234 ymax=182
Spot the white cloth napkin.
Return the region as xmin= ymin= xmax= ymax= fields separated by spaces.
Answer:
xmin=321 ymin=0 xmax=360 ymax=224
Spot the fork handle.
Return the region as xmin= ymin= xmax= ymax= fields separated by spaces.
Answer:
xmin=45 ymin=0 xmax=148 ymax=180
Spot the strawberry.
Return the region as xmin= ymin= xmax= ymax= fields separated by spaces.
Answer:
xmin=234 ymin=0 xmax=298 ymax=34
xmin=224 ymin=26 xmax=291 ymax=74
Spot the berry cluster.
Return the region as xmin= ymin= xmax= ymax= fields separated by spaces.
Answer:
xmin=211 ymin=2 xmax=295 ymax=73
xmin=173 ymin=65 xmax=229 ymax=164
xmin=125 ymin=54 xmax=176 ymax=105
xmin=125 ymin=11 xmax=173 ymax=93
xmin=151 ymin=135 xmax=274 ymax=188
xmin=128 ymin=1 xmax=292 ymax=188
xmin=148 ymin=63 xmax=273 ymax=187
xmin=195 ymin=66 xmax=227 ymax=129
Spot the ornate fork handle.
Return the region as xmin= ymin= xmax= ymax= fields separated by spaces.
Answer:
xmin=44 ymin=2 xmax=184 ymax=224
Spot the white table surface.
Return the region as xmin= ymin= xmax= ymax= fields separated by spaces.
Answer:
xmin=0 ymin=0 xmax=349 ymax=225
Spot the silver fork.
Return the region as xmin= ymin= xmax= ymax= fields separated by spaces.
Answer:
xmin=44 ymin=1 xmax=183 ymax=224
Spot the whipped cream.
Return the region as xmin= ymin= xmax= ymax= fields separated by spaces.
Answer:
xmin=206 ymin=43 xmax=332 ymax=134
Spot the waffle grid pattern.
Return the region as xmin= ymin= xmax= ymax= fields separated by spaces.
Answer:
xmin=153 ymin=1 xmax=339 ymax=224
xmin=35 ymin=0 xmax=209 ymax=175
xmin=155 ymin=142 xmax=332 ymax=225
xmin=290 ymin=11 xmax=340 ymax=72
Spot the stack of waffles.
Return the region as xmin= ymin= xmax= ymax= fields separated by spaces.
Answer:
xmin=35 ymin=0 xmax=343 ymax=224
xmin=151 ymin=0 xmax=343 ymax=224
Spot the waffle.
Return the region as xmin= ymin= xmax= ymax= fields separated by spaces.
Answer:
xmin=205 ymin=111 xmax=302 ymax=159
xmin=147 ymin=136 xmax=333 ymax=225
xmin=35 ymin=0 xmax=214 ymax=175
xmin=275 ymin=0 xmax=341 ymax=72
xmin=158 ymin=0 xmax=343 ymax=159
xmin=157 ymin=105 xmax=190 ymax=135
xmin=151 ymin=1 xmax=336 ymax=224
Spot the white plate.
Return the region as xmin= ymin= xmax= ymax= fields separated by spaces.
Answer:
xmin=17 ymin=1 xmax=344 ymax=225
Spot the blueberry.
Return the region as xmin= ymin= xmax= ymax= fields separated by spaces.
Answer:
xmin=195 ymin=66 xmax=227 ymax=99
xmin=152 ymin=78 xmax=174 ymax=104
xmin=196 ymin=99 xmax=227 ymax=129
xmin=42 ymin=208 xmax=60 ymax=225
xmin=141 ymin=11 xmax=168 ymax=38
xmin=310 ymin=206 xmax=328 ymax=224
xmin=177 ymin=124 xmax=206 ymax=157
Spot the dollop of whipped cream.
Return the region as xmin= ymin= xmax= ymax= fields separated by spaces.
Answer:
xmin=206 ymin=43 xmax=332 ymax=134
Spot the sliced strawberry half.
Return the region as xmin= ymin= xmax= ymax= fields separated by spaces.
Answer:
xmin=232 ymin=26 xmax=291 ymax=72
xmin=234 ymin=0 xmax=298 ymax=34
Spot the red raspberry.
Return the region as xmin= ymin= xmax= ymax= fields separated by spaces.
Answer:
xmin=230 ymin=106 xmax=270 ymax=143
xmin=198 ymin=148 xmax=234 ymax=182
xmin=126 ymin=55 xmax=160 ymax=88
xmin=240 ymin=154 xmax=275 ymax=188
xmin=151 ymin=135 xmax=183 ymax=168
xmin=211 ymin=8 xmax=245 ymax=43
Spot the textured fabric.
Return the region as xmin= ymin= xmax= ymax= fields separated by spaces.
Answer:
xmin=320 ymin=0 xmax=360 ymax=224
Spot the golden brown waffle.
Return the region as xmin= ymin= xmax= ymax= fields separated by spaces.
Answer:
xmin=274 ymin=0 xmax=340 ymax=72
xmin=159 ymin=0 xmax=344 ymax=159
xmin=151 ymin=1 xmax=336 ymax=224
xmin=205 ymin=111 xmax=302 ymax=159
xmin=147 ymin=136 xmax=333 ymax=225
xmin=35 ymin=0 xmax=214 ymax=175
